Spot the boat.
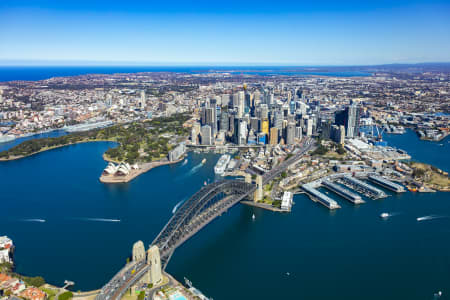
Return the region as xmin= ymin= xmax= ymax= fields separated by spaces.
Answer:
xmin=201 ymin=158 xmax=206 ymax=164
xmin=252 ymin=214 xmax=255 ymax=220
xmin=214 ymin=154 xmax=231 ymax=175
xmin=380 ymin=212 xmax=390 ymax=219
xmin=416 ymin=216 xmax=430 ymax=222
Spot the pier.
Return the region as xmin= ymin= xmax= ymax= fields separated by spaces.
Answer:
xmin=337 ymin=176 xmax=387 ymax=199
xmin=368 ymin=175 xmax=405 ymax=193
xmin=302 ymin=183 xmax=341 ymax=210
xmin=322 ymin=180 xmax=365 ymax=204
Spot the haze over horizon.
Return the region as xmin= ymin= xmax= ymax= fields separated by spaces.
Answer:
xmin=1 ymin=0 xmax=450 ymax=65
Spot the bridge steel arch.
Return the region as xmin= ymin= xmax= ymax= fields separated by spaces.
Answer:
xmin=152 ymin=180 xmax=256 ymax=269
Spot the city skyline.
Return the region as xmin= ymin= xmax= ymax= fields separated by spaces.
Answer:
xmin=1 ymin=0 xmax=450 ymax=65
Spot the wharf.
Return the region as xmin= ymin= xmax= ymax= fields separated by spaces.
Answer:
xmin=302 ymin=183 xmax=341 ymax=210
xmin=368 ymin=175 xmax=405 ymax=193
xmin=241 ymin=200 xmax=285 ymax=212
xmin=322 ymin=180 xmax=365 ymax=204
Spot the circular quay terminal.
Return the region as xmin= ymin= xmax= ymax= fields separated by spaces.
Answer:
xmin=0 ymin=1 xmax=449 ymax=300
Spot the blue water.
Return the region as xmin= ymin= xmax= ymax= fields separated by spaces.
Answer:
xmin=0 ymin=130 xmax=449 ymax=299
xmin=0 ymin=144 xmax=220 ymax=290
xmin=383 ymin=128 xmax=450 ymax=173
xmin=0 ymin=130 xmax=68 ymax=152
xmin=0 ymin=66 xmax=370 ymax=82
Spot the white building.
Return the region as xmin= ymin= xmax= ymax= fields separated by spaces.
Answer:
xmin=0 ymin=236 xmax=13 ymax=263
xmin=281 ymin=192 xmax=293 ymax=211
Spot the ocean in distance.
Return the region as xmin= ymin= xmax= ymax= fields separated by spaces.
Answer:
xmin=0 ymin=129 xmax=449 ymax=299
xmin=0 ymin=66 xmax=371 ymax=82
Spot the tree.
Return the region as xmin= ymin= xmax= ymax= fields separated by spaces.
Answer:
xmin=137 ymin=291 xmax=145 ymax=300
xmin=58 ymin=291 xmax=73 ymax=300
xmin=312 ymin=144 xmax=328 ymax=156
xmin=336 ymin=144 xmax=346 ymax=155
xmin=22 ymin=276 xmax=45 ymax=287
xmin=413 ymin=168 xmax=425 ymax=178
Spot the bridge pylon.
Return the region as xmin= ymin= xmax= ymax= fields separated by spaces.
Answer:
xmin=132 ymin=241 xmax=146 ymax=262
xmin=147 ymin=245 xmax=162 ymax=285
xmin=254 ymin=175 xmax=263 ymax=202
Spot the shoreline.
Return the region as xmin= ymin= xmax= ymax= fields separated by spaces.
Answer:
xmin=0 ymin=139 xmax=116 ymax=162
xmin=99 ymin=156 xmax=185 ymax=184
xmin=241 ymin=200 xmax=285 ymax=212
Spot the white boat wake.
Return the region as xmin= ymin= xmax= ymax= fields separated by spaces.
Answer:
xmin=21 ymin=219 xmax=46 ymax=223
xmin=181 ymin=159 xmax=188 ymax=166
xmin=188 ymin=163 xmax=203 ymax=175
xmin=417 ymin=215 xmax=447 ymax=222
xmin=178 ymin=163 xmax=203 ymax=180
xmin=78 ymin=218 xmax=121 ymax=222
xmin=172 ymin=199 xmax=186 ymax=214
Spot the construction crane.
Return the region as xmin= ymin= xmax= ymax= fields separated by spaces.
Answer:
xmin=371 ymin=124 xmax=386 ymax=141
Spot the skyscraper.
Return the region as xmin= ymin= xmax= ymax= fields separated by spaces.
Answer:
xmin=205 ymin=107 xmax=217 ymax=134
xmin=233 ymin=117 xmax=240 ymax=144
xmin=139 ymin=90 xmax=146 ymax=109
xmin=221 ymin=94 xmax=231 ymax=107
xmin=261 ymin=118 xmax=269 ymax=135
xmin=250 ymin=117 xmax=259 ymax=132
xmin=237 ymin=91 xmax=245 ymax=118
xmin=346 ymin=102 xmax=361 ymax=138
xmin=286 ymin=122 xmax=295 ymax=145
xmin=335 ymin=102 xmax=361 ymax=138
xmin=201 ymin=125 xmax=212 ymax=145
xmin=191 ymin=122 xmax=201 ymax=145
xmin=220 ymin=111 xmax=229 ymax=132
xmin=270 ymin=127 xmax=278 ymax=145
xmin=306 ymin=118 xmax=313 ymax=136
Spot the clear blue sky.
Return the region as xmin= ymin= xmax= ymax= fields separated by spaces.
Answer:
xmin=0 ymin=0 xmax=449 ymax=65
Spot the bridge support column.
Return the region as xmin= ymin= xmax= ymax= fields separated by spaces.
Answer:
xmin=147 ymin=246 xmax=162 ymax=286
xmin=254 ymin=175 xmax=263 ymax=202
xmin=132 ymin=241 xmax=146 ymax=262
xmin=244 ymin=174 xmax=252 ymax=184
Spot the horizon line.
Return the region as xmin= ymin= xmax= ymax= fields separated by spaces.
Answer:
xmin=1 ymin=61 xmax=450 ymax=68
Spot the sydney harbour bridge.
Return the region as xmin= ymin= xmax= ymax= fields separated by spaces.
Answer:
xmin=96 ymin=139 xmax=314 ymax=300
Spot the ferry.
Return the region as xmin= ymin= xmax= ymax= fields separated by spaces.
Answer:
xmin=214 ymin=154 xmax=231 ymax=175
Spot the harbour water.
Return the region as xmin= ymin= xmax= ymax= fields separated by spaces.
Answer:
xmin=0 ymin=130 xmax=67 ymax=152
xmin=0 ymin=131 xmax=449 ymax=299
xmin=0 ymin=66 xmax=370 ymax=82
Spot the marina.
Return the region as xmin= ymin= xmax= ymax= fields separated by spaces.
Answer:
xmin=322 ymin=180 xmax=365 ymax=204
xmin=337 ymin=176 xmax=387 ymax=199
